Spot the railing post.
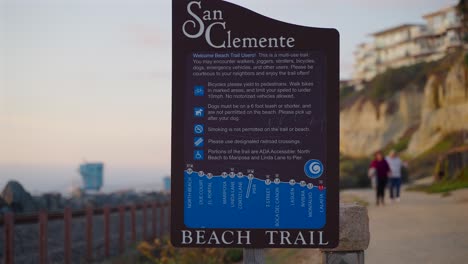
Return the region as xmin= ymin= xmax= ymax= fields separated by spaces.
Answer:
xmin=160 ymin=203 xmax=165 ymax=237
xmin=103 ymin=206 xmax=111 ymax=258
xmin=4 ymin=212 xmax=14 ymax=264
xmin=64 ymin=207 xmax=72 ymax=264
xmin=131 ymin=205 xmax=136 ymax=243
xmin=86 ymin=207 xmax=93 ymax=261
xmin=243 ymin=248 xmax=264 ymax=264
xmin=119 ymin=206 xmax=125 ymax=254
xmin=166 ymin=202 xmax=170 ymax=233
xmin=155 ymin=203 xmax=161 ymax=238
xmin=142 ymin=203 xmax=147 ymax=241
xmin=39 ymin=211 xmax=48 ymax=264
xmin=321 ymin=204 xmax=370 ymax=264
xmin=152 ymin=203 xmax=157 ymax=240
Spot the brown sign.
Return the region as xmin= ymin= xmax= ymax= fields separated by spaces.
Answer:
xmin=171 ymin=0 xmax=339 ymax=248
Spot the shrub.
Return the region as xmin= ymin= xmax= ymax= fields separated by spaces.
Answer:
xmin=224 ymin=249 xmax=243 ymax=263
xmin=340 ymin=156 xmax=372 ymax=189
xmin=340 ymin=85 xmax=355 ymax=100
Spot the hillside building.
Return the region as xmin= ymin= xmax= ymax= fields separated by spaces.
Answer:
xmin=352 ymin=42 xmax=377 ymax=85
xmin=420 ymin=6 xmax=462 ymax=60
xmin=353 ymin=5 xmax=463 ymax=84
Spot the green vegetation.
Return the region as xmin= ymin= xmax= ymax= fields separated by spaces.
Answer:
xmin=390 ymin=137 xmax=411 ymax=153
xmin=132 ymin=238 xmax=242 ymax=264
xmin=383 ymin=129 xmax=416 ymax=154
xmin=457 ymin=0 xmax=468 ymax=43
xmin=366 ymin=51 xmax=463 ymax=104
xmin=340 ymin=155 xmax=371 ymax=189
xmin=407 ymin=131 xmax=468 ymax=194
xmin=365 ymin=62 xmax=430 ymax=103
xmin=340 ymin=85 xmax=356 ymax=101
xmin=408 ymin=167 xmax=468 ymax=194
xmin=409 ymin=134 xmax=459 ymax=180
xmin=223 ymin=248 xmax=243 ymax=263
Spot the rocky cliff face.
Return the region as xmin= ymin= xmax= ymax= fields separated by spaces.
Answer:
xmin=1 ymin=180 xmax=38 ymax=213
xmin=340 ymin=56 xmax=468 ymax=157
xmin=407 ymin=61 xmax=468 ymax=155
xmin=340 ymin=89 xmax=422 ymax=157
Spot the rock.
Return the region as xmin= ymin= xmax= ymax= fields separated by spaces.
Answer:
xmin=323 ymin=203 xmax=370 ymax=252
xmin=340 ymin=89 xmax=421 ymax=157
xmin=1 ymin=180 xmax=38 ymax=213
xmin=407 ymin=59 xmax=468 ymax=156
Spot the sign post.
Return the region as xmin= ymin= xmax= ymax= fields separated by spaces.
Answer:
xmin=172 ymin=0 xmax=339 ymax=249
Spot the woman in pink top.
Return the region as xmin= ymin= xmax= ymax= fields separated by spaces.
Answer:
xmin=370 ymin=151 xmax=391 ymax=206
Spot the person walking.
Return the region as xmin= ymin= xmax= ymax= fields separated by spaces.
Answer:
xmin=386 ymin=150 xmax=406 ymax=202
xmin=370 ymin=151 xmax=391 ymax=206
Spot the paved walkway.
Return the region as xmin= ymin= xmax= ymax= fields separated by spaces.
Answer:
xmin=343 ymin=188 xmax=468 ymax=264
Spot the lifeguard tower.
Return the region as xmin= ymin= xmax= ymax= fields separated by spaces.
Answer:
xmin=79 ymin=162 xmax=104 ymax=192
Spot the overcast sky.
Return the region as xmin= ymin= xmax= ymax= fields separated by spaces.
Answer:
xmin=0 ymin=0 xmax=456 ymax=193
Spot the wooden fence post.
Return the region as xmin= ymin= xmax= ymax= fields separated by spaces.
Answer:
xmin=64 ymin=207 xmax=72 ymax=264
xmin=321 ymin=204 xmax=370 ymax=264
xmin=152 ymin=203 xmax=157 ymax=239
xmin=160 ymin=203 xmax=165 ymax=236
xmin=166 ymin=202 xmax=170 ymax=234
xmin=86 ymin=207 xmax=93 ymax=261
xmin=39 ymin=211 xmax=48 ymax=264
xmin=104 ymin=206 xmax=111 ymax=258
xmin=243 ymin=248 xmax=264 ymax=264
xmin=119 ymin=206 xmax=125 ymax=254
xmin=142 ymin=203 xmax=147 ymax=241
xmin=4 ymin=212 xmax=14 ymax=264
xmin=131 ymin=205 xmax=137 ymax=243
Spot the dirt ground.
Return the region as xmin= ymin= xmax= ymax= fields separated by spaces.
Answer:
xmin=343 ymin=187 xmax=468 ymax=264
xmin=265 ymin=187 xmax=468 ymax=264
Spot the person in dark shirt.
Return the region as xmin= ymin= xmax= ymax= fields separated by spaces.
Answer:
xmin=370 ymin=151 xmax=391 ymax=206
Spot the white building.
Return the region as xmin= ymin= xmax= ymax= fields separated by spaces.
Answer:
xmin=353 ymin=43 xmax=377 ymax=84
xmin=420 ymin=6 xmax=462 ymax=60
xmin=372 ymin=24 xmax=427 ymax=73
xmin=353 ymin=5 xmax=463 ymax=83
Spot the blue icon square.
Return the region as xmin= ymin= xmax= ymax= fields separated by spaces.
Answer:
xmin=194 ymin=86 xmax=205 ymax=96
xmin=194 ymin=137 xmax=204 ymax=147
xmin=194 ymin=150 xmax=204 ymax=160
xmin=194 ymin=107 xmax=205 ymax=118
xmin=194 ymin=124 xmax=204 ymax=135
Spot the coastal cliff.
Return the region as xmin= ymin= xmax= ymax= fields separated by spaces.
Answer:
xmin=340 ymin=53 xmax=468 ymax=158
